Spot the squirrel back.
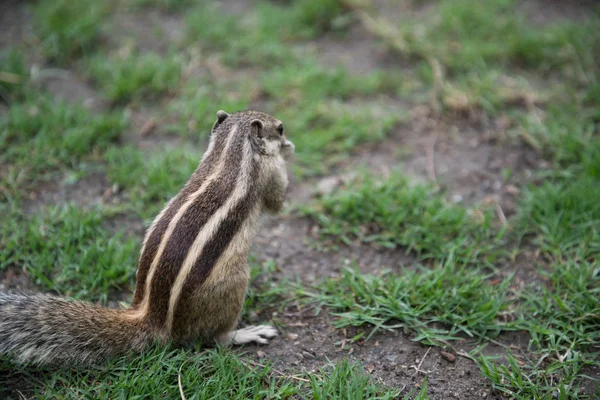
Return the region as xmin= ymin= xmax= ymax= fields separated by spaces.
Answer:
xmin=0 ymin=110 xmax=293 ymax=365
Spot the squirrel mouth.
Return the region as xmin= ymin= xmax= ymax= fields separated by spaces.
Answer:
xmin=282 ymin=139 xmax=295 ymax=157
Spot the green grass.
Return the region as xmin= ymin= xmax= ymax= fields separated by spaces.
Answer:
xmin=184 ymin=0 xmax=349 ymax=67
xmin=126 ymin=0 xmax=195 ymax=12
xmin=254 ymin=0 xmax=349 ymax=41
xmin=184 ymin=4 xmax=292 ymax=68
xmin=0 ymin=347 xmax=401 ymax=399
xmin=105 ymin=145 xmax=201 ymax=218
xmin=0 ymin=49 xmax=27 ymax=102
xmin=2 ymin=0 xmax=600 ymax=397
xmin=304 ymin=172 xmax=504 ymax=263
xmin=0 ymin=96 xmax=127 ymax=183
xmin=311 ymin=255 xmax=599 ymax=398
xmin=165 ymin=76 xmax=251 ymax=139
xmin=311 ymin=261 xmax=516 ymax=345
xmin=409 ymin=0 xmax=593 ymax=72
xmin=356 ymin=0 xmax=599 ymax=116
xmin=257 ymin=61 xmax=405 ymax=176
xmin=477 ymin=259 xmax=600 ymax=399
xmin=181 ymin=2 xmax=404 ymax=175
xmin=86 ymin=52 xmax=182 ymax=104
xmin=516 ymin=103 xmax=600 ymax=178
xmin=284 ymin=103 xmax=401 ymax=177
xmin=377 ymin=0 xmax=600 ymax=79
xmin=34 ymin=0 xmax=113 ymax=63
xmin=0 ymin=204 xmax=139 ymax=304
xmin=517 ymin=175 xmax=600 ymax=258
xmin=244 ymin=258 xmax=294 ymax=320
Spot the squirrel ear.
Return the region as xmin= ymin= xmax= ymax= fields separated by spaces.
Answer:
xmin=250 ymin=119 xmax=264 ymax=138
xmin=212 ymin=110 xmax=230 ymax=132
xmin=216 ymin=110 xmax=230 ymax=123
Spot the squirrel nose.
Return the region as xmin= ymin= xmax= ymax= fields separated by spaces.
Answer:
xmin=282 ymin=139 xmax=295 ymax=152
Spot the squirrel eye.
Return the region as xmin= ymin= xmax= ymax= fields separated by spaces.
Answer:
xmin=277 ymin=124 xmax=284 ymax=135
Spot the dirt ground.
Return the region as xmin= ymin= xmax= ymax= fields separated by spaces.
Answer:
xmin=1 ymin=0 xmax=599 ymax=398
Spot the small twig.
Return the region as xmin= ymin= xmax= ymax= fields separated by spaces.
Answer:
xmin=0 ymin=71 xmax=21 ymax=84
xmin=428 ymin=57 xmax=445 ymax=116
xmin=417 ymin=347 xmax=431 ymax=371
xmin=451 ymin=354 xmax=462 ymax=370
xmin=494 ymin=202 xmax=507 ymax=226
xmin=398 ymin=384 xmax=407 ymax=395
xmin=488 ymin=338 xmax=511 ymax=350
xmin=456 ymin=350 xmax=477 ymax=362
xmin=410 ymin=347 xmax=432 ymax=376
xmin=29 ymin=65 xmax=71 ymax=82
xmin=139 ymin=117 xmax=157 ymax=136
xmin=178 ymin=361 xmax=188 ymax=400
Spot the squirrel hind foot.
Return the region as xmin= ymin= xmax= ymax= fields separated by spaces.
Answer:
xmin=222 ymin=325 xmax=278 ymax=346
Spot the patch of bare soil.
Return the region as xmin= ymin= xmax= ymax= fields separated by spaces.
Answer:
xmin=127 ymin=106 xmax=193 ymax=150
xmin=22 ymin=172 xmax=118 ymax=214
xmin=393 ymin=114 xmax=545 ymax=216
xmin=519 ymin=0 xmax=599 ymax=24
xmin=320 ymin=107 xmax=546 ymax=219
xmin=42 ymin=71 xmax=106 ymax=111
xmin=109 ymin=9 xmax=185 ymax=54
xmin=0 ymin=0 xmax=32 ymax=49
xmin=219 ymin=0 xmax=256 ymax=15
xmin=241 ymin=309 xmax=519 ymax=400
xmin=309 ymin=24 xmax=389 ymax=75
xmin=256 ymin=216 xmax=415 ymax=282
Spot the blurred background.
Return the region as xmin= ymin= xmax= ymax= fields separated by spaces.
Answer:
xmin=0 ymin=0 xmax=599 ymax=398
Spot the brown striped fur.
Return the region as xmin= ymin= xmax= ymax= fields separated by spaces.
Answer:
xmin=0 ymin=110 xmax=293 ymax=365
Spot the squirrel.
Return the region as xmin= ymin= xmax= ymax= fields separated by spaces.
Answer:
xmin=0 ymin=110 xmax=295 ymax=365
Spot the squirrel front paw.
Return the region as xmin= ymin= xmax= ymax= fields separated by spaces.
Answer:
xmin=229 ymin=325 xmax=278 ymax=345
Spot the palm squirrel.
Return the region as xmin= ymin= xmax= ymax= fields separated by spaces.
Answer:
xmin=0 ymin=110 xmax=295 ymax=365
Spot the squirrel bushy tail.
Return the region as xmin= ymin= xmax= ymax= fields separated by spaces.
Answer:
xmin=0 ymin=293 xmax=152 ymax=365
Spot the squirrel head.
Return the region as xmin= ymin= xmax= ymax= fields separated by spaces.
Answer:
xmin=212 ymin=110 xmax=295 ymax=159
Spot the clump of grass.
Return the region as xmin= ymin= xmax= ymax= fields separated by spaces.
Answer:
xmin=313 ymin=254 xmax=598 ymax=397
xmin=517 ymin=175 xmax=600 ymax=258
xmin=521 ymin=259 xmax=599 ymax=360
xmin=258 ymin=61 xmax=403 ymax=176
xmin=183 ymin=3 xmax=401 ymax=176
xmin=86 ymin=52 xmax=182 ymax=104
xmin=284 ymin=103 xmax=400 ymax=177
xmin=185 ymin=4 xmax=294 ymax=67
xmin=309 ymin=359 xmax=401 ymax=399
xmin=126 ymin=0 xmax=194 ymax=12
xmin=0 ymin=205 xmax=139 ymax=303
xmin=304 ymin=173 xmax=504 ymax=263
xmin=516 ymin=104 xmax=600 ymax=179
xmin=34 ymin=0 xmax=113 ymax=63
xmin=0 ymin=49 xmax=27 ymax=102
xmin=0 ymin=347 xmax=399 ymax=399
xmin=0 ymin=96 xmax=127 ymax=181
xmin=255 ymin=0 xmax=349 ymax=41
xmin=105 ymin=146 xmax=201 ymax=218
xmin=166 ymin=76 xmax=250 ymax=139
xmin=260 ymin=61 xmax=386 ymax=100
xmin=398 ymin=0 xmax=597 ymax=74
xmin=313 ymin=262 xmax=515 ymax=345
xmin=477 ymin=259 xmax=600 ymax=399
xmin=243 ymin=258 xmax=295 ymax=320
